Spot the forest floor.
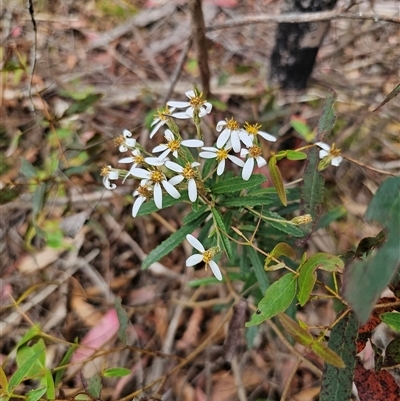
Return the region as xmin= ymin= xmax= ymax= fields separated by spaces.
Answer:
xmin=1 ymin=0 xmax=399 ymax=400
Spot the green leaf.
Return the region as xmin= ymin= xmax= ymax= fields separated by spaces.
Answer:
xmin=210 ymin=175 xmax=266 ymax=194
xmin=182 ymin=205 xmax=208 ymax=224
xmin=317 ymin=89 xmax=337 ymax=141
xmin=290 ymin=118 xmax=314 ymax=142
xmin=246 ymin=273 xmax=297 ymax=327
xmin=248 ymin=247 xmax=269 ymax=294
xmin=382 ymin=337 xmax=400 ymax=369
xmin=373 ymin=83 xmax=400 ymax=112
xmin=54 ymin=343 xmax=78 ymax=386
xmin=298 ymin=253 xmax=344 ymax=306
xmin=115 ymin=297 xmax=129 ymax=344
xmin=286 ymin=150 xmax=307 ymax=160
xmin=380 ymin=312 xmax=400 ymax=332
xmin=102 ymin=367 xmax=131 ymax=377
xmin=8 ymin=349 xmax=44 ymax=392
xmin=142 ymin=214 xmax=205 ymax=269
xmin=260 ymin=210 xmax=304 ymax=237
xmin=20 ymin=157 xmax=38 ymax=179
xmin=320 ymin=311 xmax=358 ymax=400
xmin=268 ymin=156 xmax=287 ymax=206
xmin=264 ymin=242 xmax=297 ymax=269
xmin=317 ymin=205 xmax=347 ymax=229
xmin=311 ymin=341 xmax=345 ymax=368
xmin=87 ymin=373 xmax=102 ymax=398
xmin=343 ymin=177 xmax=400 ymax=323
xmin=62 ymin=93 xmax=103 ymax=117
xmin=32 ymin=182 xmax=47 ymax=218
xmin=277 ymin=313 xmax=313 ymax=346
xmin=0 ymin=366 xmax=8 ymax=391
xmin=136 ymin=193 xmax=189 ymax=217
xmin=211 ymin=207 xmax=233 ymax=260
xmin=44 ymin=368 xmax=55 ymax=399
xmin=300 ymin=147 xmax=324 ymax=235
xmin=26 ymin=387 xmax=47 ymax=401
xmin=218 ymin=196 xmax=273 ymax=208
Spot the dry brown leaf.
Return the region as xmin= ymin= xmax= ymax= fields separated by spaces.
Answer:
xmin=177 ymin=307 xmax=204 ymax=351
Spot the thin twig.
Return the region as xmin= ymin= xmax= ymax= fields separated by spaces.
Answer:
xmin=344 ymin=155 xmax=398 ymax=176
xmin=281 ymin=359 xmax=301 ymax=401
xmin=190 ymin=0 xmax=211 ymax=97
xmin=207 ymin=11 xmax=400 ymax=32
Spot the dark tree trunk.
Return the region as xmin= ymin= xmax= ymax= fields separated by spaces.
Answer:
xmin=269 ymin=0 xmax=338 ymax=90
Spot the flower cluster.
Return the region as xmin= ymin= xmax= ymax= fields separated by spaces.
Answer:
xmin=101 ymin=89 xmax=342 ymax=280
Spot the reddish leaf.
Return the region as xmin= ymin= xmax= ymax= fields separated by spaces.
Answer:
xmin=354 ymin=361 xmax=400 ymax=401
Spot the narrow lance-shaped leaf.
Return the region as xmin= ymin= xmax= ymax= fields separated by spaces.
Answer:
xmin=246 ymin=273 xmax=297 ymax=326
xmin=268 ymin=155 xmax=287 ymax=206
xmin=211 ymin=207 xmax=233 ymax=260
xmin=211 ymin=174 xmax=266 ymax=195
xmin=320 ymin=311 xmax=358 ymax=401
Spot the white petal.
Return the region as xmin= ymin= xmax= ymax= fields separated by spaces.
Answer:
xmin=108 ymin=170 xmax=119 ymax=180
xmin=151 ymin=117 xmax=160 ymax=127
xmin=145 ymin=157 xmax=164 ymax=166
xmin=149 ymin=120 xmax=163 ymax=138
xmin=203 ymin=102 xmax=212 ymax=114
xmin=231 ymin=131 xmax=241 ymax=153
xmin=319 ymin=150 xmax=329 ymax=159
xmin=165 ymin=161 xmax=183 ymax=173
xmin=316 ymin=142 xmax=330 ymax=151
xmin=258 ymin=131 xmax=277 ymax=142
xmin=217 ymin=160 xmax=226 ymax=175
xmin=164 ymin=129 xmax=174 ymax=141
xmin=185 ymin=107 xmax=195 ymax=118
xmin=169 ymin=175 xmax=184 ymax=186
xmin=242 ymin=158 xmax=254 ymax=181
xmin=201 ymin=146 xmax=217 ymax=152
xmin=188 ymin=179 xmax=198 ymax=202
xmin=162 ymin=180 xmax=181 ymax=199
xmin=228 ymin=155 xmax=245 ymax=167
xmin=132 ymin=196 xmax=145 ymax=217
xmin=185 ymin=90 xmax=195 ymax=98
xmin=181 ymin=139 xmax=204 ymax=147
xmin=186 ymin=254 xmax=203 ymax=267
xmin=154 ymin=183 xmax=163 ymax=209
xmin=240 ymin=149 xmax=249 ymax=158
xmin=216 ymin=120 xmax=227 ymax=132
xmin=332 ymin=156 xmax=343 ymax=166
xmin=209 ymin=260 xmax=223 ymax=281
xmin=199 ymin=151 xmax=217 ymax=159
xmin=186 ymin=234 xmax=205 ymax=252
xmin=256 ymin=156 xmax=267 ymax=168
xmin=118 ymin=156 xmax=133 ymax=163
xmin=191 ymin=162 xmax=201 ymax=168
xmin=216 ymin=129 xmax=230 ymax=148
xmin=171 ymin=111 xmax=191 ymax=119
xmin=152 ymin=144 xmax=168 ymax=153
xmin=157 ymin=149 xmax=171 ymax=160
xmin=167 ymin=100 xmax=190 ymax=108
xmin=103 ymin=177 xmax=116 ymax=190
xmin=239 ymin=131 xmax=253 ymax=147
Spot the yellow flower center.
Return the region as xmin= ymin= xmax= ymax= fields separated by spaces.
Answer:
xmin=100 ymin=165 xmax=110 ymax=177
xmin=182 ymin=163 xmax=196 ymax=180
xmin=156 ymin=106 xmax=172 ymax=121
xmin=330 ymin=143 xmax=341 ymax=157
xmin=133 ymin=154 xmax=144 ymax=164
xmin=150 ymin=170 xmax=164 ymax=184
xmin=248 ymin=145 xmax=262 ymax=158
xmin=216 ymin=148 xmax=229 ymax=162
xmin=167 ymin=139 xmax=181 ymax=152
xmin=189 ymin=92 xmax=206 ymax=108
xmin=244 ymin=122 xmax=261 ymax=135
xmin=137 ymin=185 xmax=152 ymax=198
xmin=113 ymin=136 xmax=125 ymax=147
xmin=225 ymin=117 xmax=240 ymax=131
xmin=202 ymin=249 xmax=214 ymax=264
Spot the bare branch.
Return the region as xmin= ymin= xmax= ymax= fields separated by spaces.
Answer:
xmin=207 ymin=10 xmax=400 ymax=31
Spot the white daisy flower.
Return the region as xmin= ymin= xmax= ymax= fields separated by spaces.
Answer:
xmin=128 ymin=167 xmax=180 ymax=209
xmin=150 ymin=105 xmax=176 ymax=139
xmin=240 ymin=145 xmax=267 ymax=181
xmin=132 ymin=180 xmax=153 ymax=217
xmin=118 ymin=149 xmax=145 ymax=182
xmin=152 ymin=129 xmax=204 ymax=160
xmin=114 ymin=129 xmax=137 ymax=152
xmin=243 ymin=122 xmax=276 ymax=143
xmin=316 ymin=142 xmax=343 ymax=167
xmin=100 ymin=165 xmax=119 ymax=190
xmin=167 ymin=90 xmax=212 ymax=120
xmin=165 ymin=161 xmax=201 ymax=202
xmin=199 ymin=143 xmax=244 ymax=176
xmin=185 ymin=234 xmax=222 ymax=281
xmin=216 ymin=118 xmax=253 ymax=153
